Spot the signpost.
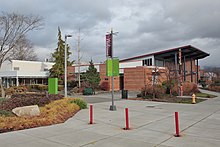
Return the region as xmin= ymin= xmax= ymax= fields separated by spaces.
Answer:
xmin=106 ymin=28 xmax=118 ymax=111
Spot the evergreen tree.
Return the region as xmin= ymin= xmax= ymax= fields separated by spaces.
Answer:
xmin=83 ymin=60 xmax=101 ymax=92
xmin=49 ymin=27 xmax=73 ymax=79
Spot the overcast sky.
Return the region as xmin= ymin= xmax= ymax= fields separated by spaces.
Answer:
xmin=1 ymin=0 xmax=220 ymax=67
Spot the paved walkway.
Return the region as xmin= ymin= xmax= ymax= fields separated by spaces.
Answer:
xmin=0 ymin=89 xmax=220 ymax=147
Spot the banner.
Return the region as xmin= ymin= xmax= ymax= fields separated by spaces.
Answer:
xmin=106 ymin=34 xmax=112 ymax=57
xmin=106 ymin=58 xmax=119 ymax=76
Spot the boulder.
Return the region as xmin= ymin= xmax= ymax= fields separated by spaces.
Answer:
xmin=12 ymin=105 xmax=40 ymax=117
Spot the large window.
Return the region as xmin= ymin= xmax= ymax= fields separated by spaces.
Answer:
xmin=14 ymin=67 xmax=19 ymax=71
xmin=142 ymin=58 xmax=152 ymax=66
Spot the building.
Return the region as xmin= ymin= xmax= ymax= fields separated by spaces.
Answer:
xmin=0 ymin=60 xmax=54 ymax=87
xmin=0 ymin=45 xmax=209 ymax=92
xmin=99 ymin=45 xmax=209 ymax=91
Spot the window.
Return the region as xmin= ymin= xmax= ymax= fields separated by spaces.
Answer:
xmin=142 ymin=58 xmax=152 ymax=66
xmin=14 ymin=67 xmax=19 ymax=71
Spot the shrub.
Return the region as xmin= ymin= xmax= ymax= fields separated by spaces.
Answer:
xmin=5 ymin=85 xmax=28 ymax=95
xmin=0 ymin=110 xmax=15 ymax=117
xmin=67 ymin=80 xmax=78 ymax=88
xmin=83 ymin=88 xmax=93 ymax=95
xmin=0 ymin=98 xmax=6 ymax=103
xmin=72 ymin=87 xmax=79 ymax=93
xmin=141 ymin=84 xmax=165 ymax=98
xmin=70 ymin=98 xmax=87 ymax=109
xmin=0 ymin=98 xmax=80 ymax=133
xmin=182 ymin=82 xmax=200 ymax=95
xmin=100 ymin=81 xmax=109 ymax=91
xmin=58 ymin=85 xmax=64 ymax=91
xmin=0 ymin=94 xmax=63 ymax=111
xmin=208 ymin=85 xmax=220 ymax=92
xmin=29 ymin=84 xmax=48 ymax=91
xmin=162 ymin=80 xmax=178 ymax=96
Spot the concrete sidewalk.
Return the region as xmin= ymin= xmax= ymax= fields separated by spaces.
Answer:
xmin=0 ymin=89 xmax=220 ymax=147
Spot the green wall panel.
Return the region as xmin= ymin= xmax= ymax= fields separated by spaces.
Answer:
xmin=48 ymin=78 xmax=58 ymax=94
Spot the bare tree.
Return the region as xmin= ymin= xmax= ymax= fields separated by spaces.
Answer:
xmin=9 ymin=35 xmax=38 ymax=61
xmin=164 ymin=61 xmax=177 ymax=97
xmin=0 ymin=12 xmax=43 ymax=97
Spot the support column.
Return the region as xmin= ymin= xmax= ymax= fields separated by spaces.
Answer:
xmin=197 ymin=59 xmax=199 ymax=84
xmin=190 ymin=58 xmax=193 ymax=82
xmin=16 ymin=77 xmax=19 ymax=86
xmin=175 ymin=52 xmax=178 ymax=80
xmin=184 ymin=56 xmax=186 ymax=81
xmin=6 ymin=78 xmax=9 ymax=88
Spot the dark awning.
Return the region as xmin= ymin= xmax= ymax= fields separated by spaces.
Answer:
xmin=154 ymin=45 xmax=210 ymax=61
xmin=120 ymin=45 xmax=210 ymax=62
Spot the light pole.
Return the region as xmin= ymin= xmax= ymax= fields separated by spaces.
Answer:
xmin=64 ymin=34 xmax=72 ymax=97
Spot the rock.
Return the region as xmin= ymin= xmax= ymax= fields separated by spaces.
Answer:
xmin=5 ymin=95 xmax=11 ymax=99
xmin=12 ymin=105 xmax=40 ymax=117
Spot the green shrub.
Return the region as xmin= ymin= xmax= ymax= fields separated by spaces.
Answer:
xmin=0 ymin=98 xmax=6 ymax=103
xmin=83 ymin=88 xmax=93 ymax=95
xmin=0 ymin=110 xmax=14 ymax=117
xmin=71 ymin=98 xmax=87 ymax=109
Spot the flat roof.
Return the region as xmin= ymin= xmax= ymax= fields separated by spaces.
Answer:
xmin=120 ymin=45 xmax=210 ymax=62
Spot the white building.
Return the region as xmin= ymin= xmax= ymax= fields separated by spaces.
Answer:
xmin=0 ymin=60 xmax=54 ymax=87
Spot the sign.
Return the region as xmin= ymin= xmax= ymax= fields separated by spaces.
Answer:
xmin=48 ymin=78 xmax=58 ymax=94
xmin=106 ymin=58 xmax=119 ymax=76
xmin=106 ymin=34 xmax=112 ymax=57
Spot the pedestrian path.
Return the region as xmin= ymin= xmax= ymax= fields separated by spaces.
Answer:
xmin=0 ymin=90 xmax=220 ymax=147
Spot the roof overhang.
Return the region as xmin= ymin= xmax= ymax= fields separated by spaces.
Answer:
xmin=120 ymin=45 xmax=210 ymax=62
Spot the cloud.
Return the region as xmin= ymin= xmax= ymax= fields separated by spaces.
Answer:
xmin=1 ymin=0 xmax=220 ymax=67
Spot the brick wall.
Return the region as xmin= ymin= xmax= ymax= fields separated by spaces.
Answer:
xmin=99 ymin=64 xmax=120 ymax=91
xmin=67 ymin=66 xmax=75 ymax=81
xmin=124 ymin=66 xmax=167 ymax=91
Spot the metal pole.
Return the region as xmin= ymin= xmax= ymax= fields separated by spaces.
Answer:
xmin=184 ymin=56 xmax=186 ymax=81
xmin=196 ymin=59 xmax=199 ymax=84
xmin=110 ymin=28 xmax=116 ymax=111
xmin=64 ymin=36 xmax=67 ymax=97
xmin=64 ymin=35 xmax=72 ymax=98
xmin=190 ymin=58 xmax=193 ymax=82
xmin=78 ymin=29 xmax=81 ymax=88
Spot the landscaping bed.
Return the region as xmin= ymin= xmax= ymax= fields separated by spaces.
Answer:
xmin=128 ymin=96 xmax=206 ymax=104
xmin=0 ymin=93 xmax=87 ymax=133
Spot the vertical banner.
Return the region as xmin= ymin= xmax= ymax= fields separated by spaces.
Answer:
xmin=106 ymin=34 xmax=112 ymax=57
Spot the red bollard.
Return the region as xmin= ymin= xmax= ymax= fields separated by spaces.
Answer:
xmin=125 ymin=108 xmax=130 ymax=130
xmin=90 ymin=104 xmax=93 ymax=124
xmin=175 ymin=112 xmax=180 ymax=137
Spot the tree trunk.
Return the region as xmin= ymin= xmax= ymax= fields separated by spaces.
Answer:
xmin=0 ymin=78 xmax=5 ymax=98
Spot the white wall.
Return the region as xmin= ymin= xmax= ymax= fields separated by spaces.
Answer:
xmin=74 ymin=64 xmax=100 ymax=73
xmin=0 ymin=60 xmax=12 ymax=71
xmin=11 ymin=60 xmax=54 ymax=72
xmin=120 ymin=60 xmax=142 ymax=68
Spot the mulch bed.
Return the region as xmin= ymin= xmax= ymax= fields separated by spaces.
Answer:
xmin=128 ymin=97 xmax=206 ymax=104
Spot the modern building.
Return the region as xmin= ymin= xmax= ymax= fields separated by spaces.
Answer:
xmin=99 ymin=45 xmax=209 ymax=91
xmin=0 ymin=60 xmax=54 ymax=87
